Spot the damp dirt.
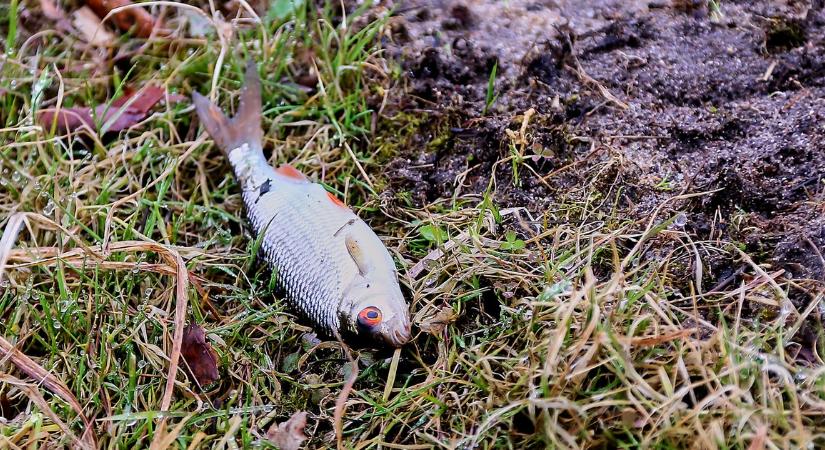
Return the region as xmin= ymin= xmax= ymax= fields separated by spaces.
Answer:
xmin=376 ymin=0 xmax=825 ymax=293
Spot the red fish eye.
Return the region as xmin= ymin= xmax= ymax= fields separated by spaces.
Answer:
xmin=358 ymin=307 xmax=382 ymax=328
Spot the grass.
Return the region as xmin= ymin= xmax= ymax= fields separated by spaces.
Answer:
xmin=1 ymin=1 xmax=825 ymax=449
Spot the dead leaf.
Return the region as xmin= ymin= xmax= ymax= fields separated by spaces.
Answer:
xmin=86 ymin=0 xmax=156 ymax=38
xmin=181 ymin=323 xmax=219 ymax=387
xmin=38 ymin=85 xmax=184 ymax=135
xmin=418 ymin=306 xmax=457 ymax=334
xmin=40 ymin=0 xmax=65 ymax=21
xmin=266 ymin=411 xmax=308 ymax=450
xmin=72 ymin=6 xmax=116 ymax=46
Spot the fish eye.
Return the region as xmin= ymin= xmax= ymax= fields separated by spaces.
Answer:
xmin=357 ymin=306 xmax=382 ymax=328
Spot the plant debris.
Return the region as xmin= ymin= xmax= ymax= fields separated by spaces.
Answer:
xmin=3 ymin=0 xmax=825 ymax=448
xmin=265 ymin=411 xmax=308 ymax=450
xmin=86 ymin=0 xmax=156 ymax=38
xmin=181 ymin=323 xmax=220 ymax=387
xmin=71 ymin=6 xmax=116 ymax=46
xmin=38 ymin=85 xmax=183 ymax=135
xmin=418 ymin=305 xmax=457 ymax=334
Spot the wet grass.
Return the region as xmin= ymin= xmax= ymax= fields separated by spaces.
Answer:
xmin=1 ymin=1 xmax=825 ymax=449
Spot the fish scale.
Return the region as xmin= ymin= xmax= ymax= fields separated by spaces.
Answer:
xmin=236 ymin=157 xmax=357 ymax=335
xmin=192 ymin=61 xmax=412 ymax=346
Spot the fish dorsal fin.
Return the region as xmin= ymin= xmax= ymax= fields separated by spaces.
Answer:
xmin=345 ymin=234 xmax=373 ymax=276
xmin=275 ymin=163 xmax=307 ymax=182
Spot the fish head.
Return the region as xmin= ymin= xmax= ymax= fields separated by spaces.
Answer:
xmin=339 ymin=229 xmax=412 ymax=347
xmin=342 ymin=280 xmax=411 ymax=348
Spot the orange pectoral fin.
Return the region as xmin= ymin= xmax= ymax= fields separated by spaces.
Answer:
xmin=275 ymin=163 xmax=307 ymax=181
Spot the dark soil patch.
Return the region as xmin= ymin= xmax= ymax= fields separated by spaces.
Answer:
xmin=380 ymin=0 xmax=825 ymax=287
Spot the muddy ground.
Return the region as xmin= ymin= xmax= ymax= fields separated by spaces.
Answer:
xmin=378 ymin=0 xmax=825 ymax=296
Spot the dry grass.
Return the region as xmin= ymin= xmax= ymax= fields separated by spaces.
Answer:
xmin=1 ymin=1 xmax=825 ymax=449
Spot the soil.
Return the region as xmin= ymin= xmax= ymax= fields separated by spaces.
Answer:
xmin=379 ymin=0 xmax=825 ymax=291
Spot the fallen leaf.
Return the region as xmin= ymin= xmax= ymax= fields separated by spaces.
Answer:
xmin=418 ymin=306 xmax=457 ymax=334
xmin=181 ymin=323 xmax=219 ymax=387
xmin=38 ymin=85 xmax=184 ymax=134
xmin=86 ymin=0 xmax=156 ymax=38
xmin=72 ymin=6 xmax=116 ymax=46
xmin=266 ymin=411 xmax=308 ymax=450
xmin=40 ymin=0 xmax=65 ymax=21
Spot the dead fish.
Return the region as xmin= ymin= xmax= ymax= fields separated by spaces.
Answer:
xmin=192 ymin=61 xmax=411 ymax=347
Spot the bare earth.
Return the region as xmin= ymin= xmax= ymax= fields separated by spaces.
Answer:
xmin=384 ymin=0 xmax=825 ymax=291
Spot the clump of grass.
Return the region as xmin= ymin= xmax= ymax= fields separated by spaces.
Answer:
xmin=1 ymin=1 xmax=824 ymax=449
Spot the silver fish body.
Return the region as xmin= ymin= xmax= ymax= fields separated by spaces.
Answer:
xmin=193 ymin=62 xmax=411 ymax=347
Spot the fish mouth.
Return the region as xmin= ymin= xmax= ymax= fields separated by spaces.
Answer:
xmin=381 ymin=322 xmax=412 ymax=347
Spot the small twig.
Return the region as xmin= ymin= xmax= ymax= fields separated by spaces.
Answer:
xmin=805 ymin=237 xmax=825 ymax=273
xmin=333 ymin=336 xmax=359 ymax=450
xmin=559 ymin=30 xmax=629 ymax=110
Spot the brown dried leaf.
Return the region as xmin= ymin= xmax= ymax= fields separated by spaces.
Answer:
xmin=266 ymin=411 xmax=308 ymax=450
xmin=38 ymin=85 xmax=183 ymax=135
xmin=72 ymin=6 xmax=115 ymax=46
xmin=40 ymin=0 xmax=65 ymax=21
xmin=418 ymin=306 xmax=457 ymax=334
xmin=181 ymin=323 xmax=219 ymax=387
xmin=86 ymin=0 xmax=156 ymax=38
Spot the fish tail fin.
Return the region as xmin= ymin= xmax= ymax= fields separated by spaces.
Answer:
xmin=192 ymin=59 xmax=263 ymax=156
